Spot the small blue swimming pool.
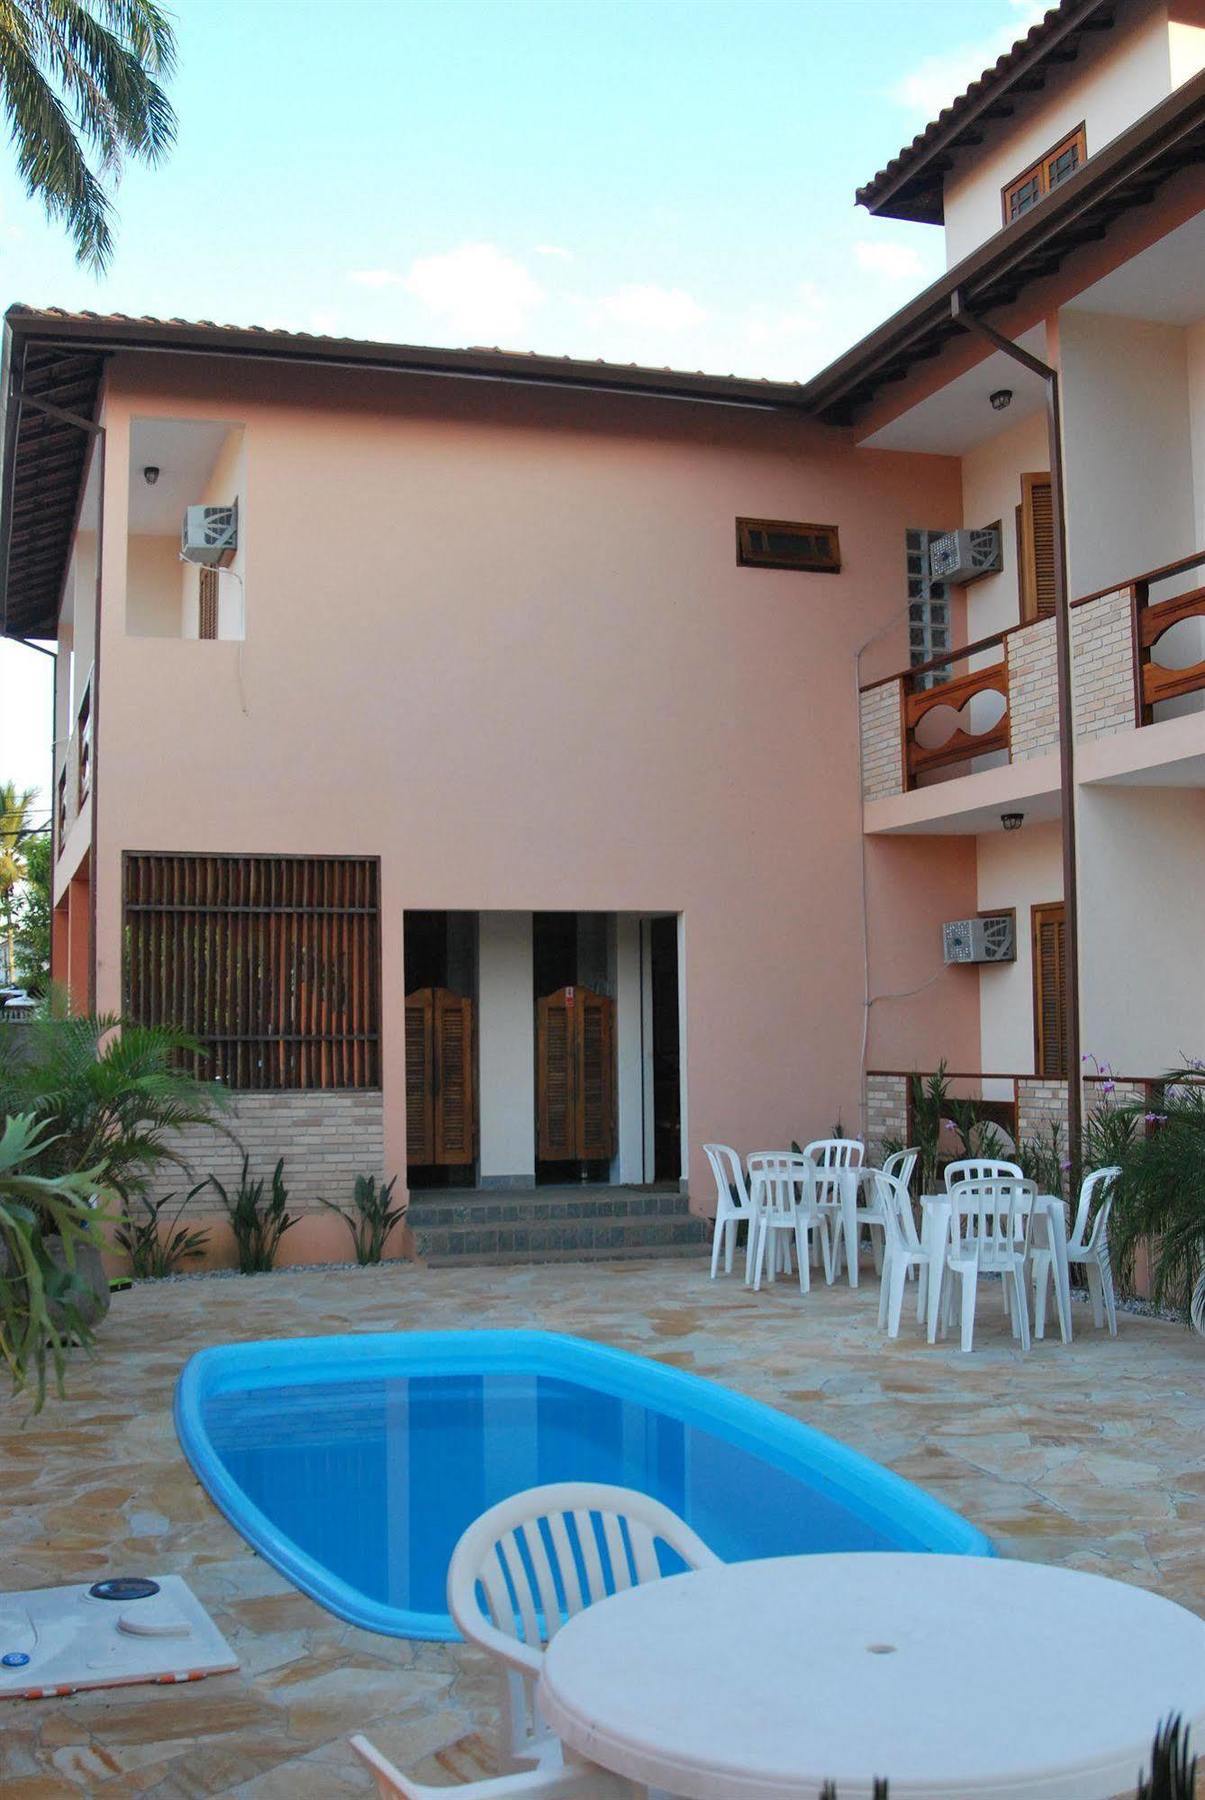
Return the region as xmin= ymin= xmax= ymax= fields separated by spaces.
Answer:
xmin=175 ymin=1330 xmax=989 ymax=1639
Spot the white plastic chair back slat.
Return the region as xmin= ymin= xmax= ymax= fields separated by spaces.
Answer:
xmin=804 ymin=1138 xmax=864 ymax=1170
xmin=449 ymin=1482 xmax=720 ymax=1768
xmin=944 ymin=1157 xmax=1022 ymax=1191
xmin=1072 ymin=1165 xmax=1120 ymax=1252
xmin=882 ymin=1147 xmax=918 ymax=1194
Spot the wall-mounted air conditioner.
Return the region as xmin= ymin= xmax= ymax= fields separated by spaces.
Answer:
xmin=181 ymin=501 xmax=238 ymax=567
xmin=943 ymin=914 xmax=1016 ymax=965
xmin=929 ymin=526 xmax=1001 ymax=585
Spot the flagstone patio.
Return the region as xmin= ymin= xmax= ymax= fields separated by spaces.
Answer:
xmin=2 ymin=1260 xmax=1204 ymax=1798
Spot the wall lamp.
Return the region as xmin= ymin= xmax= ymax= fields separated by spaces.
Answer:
xmin=1001 ymin=812 xmax=1024 ymax=832
xmin=142 ymin=465 xmax=160 ymax=486
xmin=989 ymin=389 xmax=1013 ymax=412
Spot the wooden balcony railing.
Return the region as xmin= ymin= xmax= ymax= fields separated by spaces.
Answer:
xmin=1132 ymin=549 xmax=1205 ymax=721
xmin=903 ymin=653 xmax=1010 ymax=784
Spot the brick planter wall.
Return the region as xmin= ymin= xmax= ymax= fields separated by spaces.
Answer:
xmin=150 ymin=1090 xmax=386 ymax=1214
xmin=865 ymin=1072 xmax=908 ymax=1157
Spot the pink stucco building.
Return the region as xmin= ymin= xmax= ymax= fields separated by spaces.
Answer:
xmin=3 ymin=0 xmax=1204 ymax=1264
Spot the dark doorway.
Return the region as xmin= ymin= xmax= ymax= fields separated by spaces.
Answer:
xmin=404 ymin=911 xmax=477 ymax=1190
xmin=649 ymin=916 xmax=681 ymax=1183
xmin=533 ymin=912 xmax=614 ymax=1185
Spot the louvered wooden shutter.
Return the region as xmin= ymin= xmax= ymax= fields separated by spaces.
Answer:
xmin=537 ymin=991 xmax=576 ymax=1160
xmin=1032 ymin=903 xmax=1068 ymax=1078
xmin=199 ymin=568 xmax=219 ymax=639
xmin=1020 ymin=474 xmax=1056 ymax=621
xmin=536 ymin=986 xmax=616 ymax=1161
xmin=434 ymin=989 xmax=474 ymax=1163
xmin=405 ymin=989 xmax=435 ymax=1163
xmin=405 ymin=987 xmax=475 ymax=1165
xmin=578 ymin=988 xmax=616 ymax=1160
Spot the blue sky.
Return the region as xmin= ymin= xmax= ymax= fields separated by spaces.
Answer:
xmin=1 ymin=0 xmax=1038 ymax=814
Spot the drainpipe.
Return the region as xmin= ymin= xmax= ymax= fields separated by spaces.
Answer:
xmin=950 ymin=290 xmax=1081 ymax=1158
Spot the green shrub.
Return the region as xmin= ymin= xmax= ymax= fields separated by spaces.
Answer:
xmin=320 ymin=1174 xmax=405 ymax=1265
xmin=0 ymin=1113 xmax=109 ymax=1406
xmin=114 ymin=1184 xmax=210 ymax=1278
xmin=208 ymin=1155 xmax=295 ymax=1274
xmin=1111 ymin=1070 xmax=1205 ymax=1329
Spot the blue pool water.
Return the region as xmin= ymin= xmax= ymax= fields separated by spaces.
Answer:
xmin=175 ymin=1330 xmax=990 ymax=1639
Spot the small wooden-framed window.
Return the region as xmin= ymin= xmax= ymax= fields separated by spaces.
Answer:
xmin=1032 ymin=901 xmax=1068 ymax=1078
xmin=1018 ymin=473 xmax=1055 ymax=622
xmin=736 ymin=517 xmax=841 ymax=574
xmin=1002 ymin=124 xmax=1087 ymax=223
xmin=198 ymin=568 xmax=219 ymax=640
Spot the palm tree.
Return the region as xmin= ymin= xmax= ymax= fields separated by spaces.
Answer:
xmin=0 ymin=0 xmax=176 ymax=271
xmin=0 ymin=782 xmax=37 ymax=986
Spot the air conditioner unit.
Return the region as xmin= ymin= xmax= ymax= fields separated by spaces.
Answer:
xmin=943 ymin=914 xmax=1016 ymax=965
xmin=929 ymin=526 xmax=1002 ymax=585
xmin=181 ymin=501 xmax=238 ymax=567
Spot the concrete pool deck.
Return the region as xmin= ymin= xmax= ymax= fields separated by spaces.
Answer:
xmin=2 ymin=1260 xmax=1204 ymax=1796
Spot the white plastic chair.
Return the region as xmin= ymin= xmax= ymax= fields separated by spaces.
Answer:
xmin=447 ymin=1481 xmax=720 ymax=1770
xmin=835 ymin=1145 xmax=918 ymax=1280
xmin=804 ymin=1139 xmax=865 ymax=1283
xmin=1033 ymin=1166 xmax=1120 ymax=1338
xmin=944 ymin=1157 xmax=1022 ymax=1190
xmin=350 ymin=1733 xmax=633 ymax=1798
xmin=942 ymin=1176 xmax=1038 ymax=1353
xmin=702 ymin=1143 xmax=755 ymax=1280
xmin=874 ymin=1169 xmax=943 ymax=1341
xmin=747 ymin=1152 xmax=833 ymax=1293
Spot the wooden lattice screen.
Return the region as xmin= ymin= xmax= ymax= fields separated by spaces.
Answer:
xmin=123 ymin=853 xmax=381 ymax=1089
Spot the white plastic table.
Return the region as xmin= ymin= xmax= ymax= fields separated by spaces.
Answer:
xmin=537 ymin=1554 xmax=1205 ymax=1800
xmin=918 ymin=1192 xmax=1072 ymax=1346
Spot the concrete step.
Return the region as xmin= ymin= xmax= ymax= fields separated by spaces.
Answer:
xmin=421 ymin=1240 xmax=709 ymax=1269
xmin=406 ymin=1186 xmax=693 ymax=1229
xmin=411 ymin=1207 xmax=708 ymax=1266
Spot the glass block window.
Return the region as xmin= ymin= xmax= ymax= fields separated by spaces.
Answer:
xmin=905 ymin=529 xmax=950 ymax=688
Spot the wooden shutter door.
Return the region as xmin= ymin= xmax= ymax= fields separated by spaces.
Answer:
xmin=1019 ymin=474 xmax=1056 ymax=621
xmin=537 ymin=990 xmax=576 ymax=1160
xmin=536 ymin=986 xmax=616 ymax=1161
xmin=405 ymin=989 xmax=434 ymax=1164
xmin=577 ymin=988 xmax=616 ymax=1160
xmin=433 ymin=989 xmax=475 ymax=1163
xmin=1032 ymin=903 xmax=1068 ymax=1077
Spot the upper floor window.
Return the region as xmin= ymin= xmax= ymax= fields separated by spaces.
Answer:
xmin=1002 ymin=124 xmax=1086 ymax=224
xmin=736 ymin=518 xmax=841 ymax=574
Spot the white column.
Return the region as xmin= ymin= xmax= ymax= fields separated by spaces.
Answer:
xmin=478 ymin=912 xmax=535 ymax=1188
xmin=615 ymin=915 xmax=645 ymax=1184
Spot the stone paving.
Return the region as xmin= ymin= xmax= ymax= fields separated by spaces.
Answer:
xmin=3 ymin=1259 xmax=1204 ymax=1797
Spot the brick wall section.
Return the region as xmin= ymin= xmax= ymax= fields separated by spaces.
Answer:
xmin=865 ymin=1072 xmax=908 ymax=1159
xmin=860 ymin=682 xmax=903 ymax=802
xmin=1006 ymin=618 xmax=1059 ymax=761
xmin=150 ymin=1091 xmax=386 ymax=1213
xmin=1071 ymin=589 xmax=1136 ymax=742
xmin=1015 ymin=1077 xmax=1068 ymax=1148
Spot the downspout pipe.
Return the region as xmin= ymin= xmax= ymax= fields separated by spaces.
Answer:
xmin=950 ymin=289 xmax=1081 ymax=1158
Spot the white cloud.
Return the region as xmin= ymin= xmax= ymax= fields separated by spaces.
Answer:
xmin=891 ymin=3 xmax=1047 ymax=119
xmin=596 ymin=284 xmax=706 ymax=333
xmin=853 ymin=240 xmax=925 ymax=281
xmin=534 ymin=244 xmax=573 ymax=260
xmin=400 ymin=242 xmax=544 ymax=343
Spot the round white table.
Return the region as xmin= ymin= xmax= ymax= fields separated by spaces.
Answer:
xmin=537 ymin=1554 xmax=1205 ymax=1799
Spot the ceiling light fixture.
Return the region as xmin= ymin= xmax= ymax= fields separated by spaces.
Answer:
xmin=143 ymin=465 xmax=160 ymax=486
xmin=1001 ymin=811 xmax=1024 ymax=832
xmin=989 ymin=389 xmax=1013 ymax=412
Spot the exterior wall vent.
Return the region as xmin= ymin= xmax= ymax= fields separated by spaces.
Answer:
xmin=929 ymin=526 xmax=1001 ymax=585
xmin=181 ymin=501 xmax=238 ymax=567
xmin=943 ymin=914 xmax=1015 ymax=964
